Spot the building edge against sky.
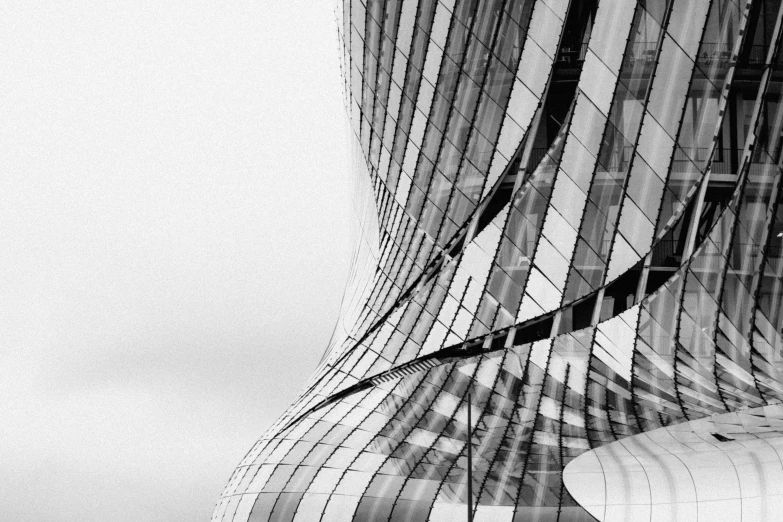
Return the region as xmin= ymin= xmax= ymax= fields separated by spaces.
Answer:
xmin=213 ymin=0 xmax=783 ymax=521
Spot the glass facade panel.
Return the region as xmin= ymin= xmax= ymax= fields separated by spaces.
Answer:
xmin=214 ymin=0 xmax=783 ymax=520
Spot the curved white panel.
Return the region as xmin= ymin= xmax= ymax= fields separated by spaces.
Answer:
xmin=564 ymin=406 xmax=783 ymax=522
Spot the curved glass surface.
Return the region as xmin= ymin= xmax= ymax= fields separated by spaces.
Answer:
xmin=213 ymin=0 xmax=783 ymax=520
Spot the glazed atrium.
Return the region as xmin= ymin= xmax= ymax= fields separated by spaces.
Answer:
xmin=214 ymin=0 xmax=783 ymax=520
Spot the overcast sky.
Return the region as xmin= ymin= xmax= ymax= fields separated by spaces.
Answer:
xmin=0 ymin=2 xmax=351 ymax=520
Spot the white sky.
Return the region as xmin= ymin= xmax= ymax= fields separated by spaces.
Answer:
xmin=0 ymin=2 xmax=352 ymax=520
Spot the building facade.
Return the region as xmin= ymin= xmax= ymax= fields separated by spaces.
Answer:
xmin=213 ymin=0 xmax=783 ymax=520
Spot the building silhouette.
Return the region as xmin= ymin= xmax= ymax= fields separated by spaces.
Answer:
xmin=214 ymin=0 xmax=783 ymax=520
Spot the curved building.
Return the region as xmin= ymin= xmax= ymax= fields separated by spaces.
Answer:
xmin=213 ymin=0 xmax=783 ymax=520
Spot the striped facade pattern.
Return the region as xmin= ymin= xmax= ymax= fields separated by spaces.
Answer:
xmin=213 ymin=0 xmax=783 ymax=520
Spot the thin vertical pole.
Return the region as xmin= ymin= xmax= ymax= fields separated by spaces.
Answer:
xmin=466 ymin=391 xmax=473 ymax=522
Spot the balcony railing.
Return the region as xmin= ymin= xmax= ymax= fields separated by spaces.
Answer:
xmin=554 ymin=41 xmax=772 ymax=71
xmin=740 ymin=44 xmax=768 ymax=68
xmin=626 ymin=42 xmax=659 ymax=68
xmin=556 ymin=43 xmax=588 ymax=65
xmin=524 ymin=146 xmax=741 ymax=176
xmin=698 ymin=43 xmax=777 ymax=69
xmin=673 ymin=147 xmax=735 ymax=175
